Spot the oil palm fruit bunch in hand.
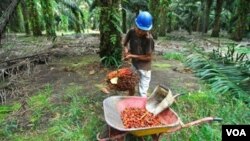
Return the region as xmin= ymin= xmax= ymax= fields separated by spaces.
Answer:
xmin=106 ymin=67 xmax=139 ymax=91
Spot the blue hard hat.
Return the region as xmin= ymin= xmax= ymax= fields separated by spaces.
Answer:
xmin=135 ymin=11 xmax=153 ymax=31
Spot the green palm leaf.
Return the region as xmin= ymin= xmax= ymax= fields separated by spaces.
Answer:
xmin=185 ymin=51 xmax=249 ymax=101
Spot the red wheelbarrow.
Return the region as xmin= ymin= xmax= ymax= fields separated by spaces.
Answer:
xmin=97 ymin=96 xmax=222 ymax=141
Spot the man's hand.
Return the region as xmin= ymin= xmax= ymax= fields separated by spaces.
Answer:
xmin=125 ymin=53 xmax=152 ymax=61
xmin=123 ymin=47 xmax=130 ymax=61
xmin=124 ymin=47 xmax=128 ymax=54
xmin=125 ymin=53 xmax=133 ymax=60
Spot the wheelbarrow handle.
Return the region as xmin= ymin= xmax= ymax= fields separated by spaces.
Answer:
xmin=213 ymin=117 xmax=223 ymax=122
xmin=164 ymin=117 xmax=223 ymax=134
xmin=182 ymin=117 xmax=223 ymax=128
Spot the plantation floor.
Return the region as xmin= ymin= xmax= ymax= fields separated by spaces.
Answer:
xmin=0 ymin=32 xmax=203 ymax=97
xmin=0 ymin=31 xmax=248 ymax=140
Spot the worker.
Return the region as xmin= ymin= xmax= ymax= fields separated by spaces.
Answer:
xmin=123 ymin=11 xmax=155 ymax=97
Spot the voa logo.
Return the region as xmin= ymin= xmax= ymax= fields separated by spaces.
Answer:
xmin=226 ymin=129 xmax=246 ymax=136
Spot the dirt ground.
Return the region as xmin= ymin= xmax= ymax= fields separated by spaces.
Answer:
xmin=27 ymin=54 xmax=199 ymax=96
xmin=0 ymin=32 xmax=203 ymax=95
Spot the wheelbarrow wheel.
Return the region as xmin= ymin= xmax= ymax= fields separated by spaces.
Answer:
xmin=125 ymin=134 xmax=160 ymax=141
xmin=97 ymin=124 xmax=127 ymax=141
xmin=96 ymin=124 xmax=160 ymax=141
xmin=125 ymin=134 xmax=145 ymax=141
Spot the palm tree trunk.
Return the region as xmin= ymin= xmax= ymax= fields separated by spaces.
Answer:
xmin=9 ymin=4 xmax=23 ymax=32
xmin=0 ymin=0 xmax=12 ymax=15
xmin=158 ymin=0 xmax=169 ymax=36
xmin=211 ymin=0 xmax=223 ymax=37
xmin=0 ymin=0 xmax=21 ymax=35
xmin=230 ymin=0 xmax=249 ymax=41
xmin=99 ymin=0 xmax=122 ymax=67
xmin=158 ymin=14 xmax=167 ymax=36
xmin=202 ymin=0 xmax=212 ymax=33
xmin=27 ymin=0 xmax=42 ymax=36
xmin=21 ymin=0 xmax=31 ymax=35
xmin=167 ymin=12 xmax=172 ymax=33
xmin=40 ymin=0 xmax=56 ymax=36
xmin=149 ymin=0 xmax=160 ymax=39
xmin=196 ymin=17 xmax=201 ymax=32
xmin=72 ymin=10 xmax=81 ymax=33
xmin=122 ymin=8 xmax=127 ymax=33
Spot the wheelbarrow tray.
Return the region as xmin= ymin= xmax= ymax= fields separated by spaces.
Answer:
xmin=103 ymin=96 xmax=182 ymax=136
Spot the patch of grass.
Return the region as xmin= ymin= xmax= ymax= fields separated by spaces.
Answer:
xmin=83 ymin=115 xmax=104 ymax=140
xmin=0 ymin=84 xmax=53 ymax=138
xmin=0 ymin=103 xmax=21 ymax=123
xmin=59 ymin=85 xmax=104 ymax=140
xmin=5 ymin=84 xmax=104 ymax=141
xmin=55 ymin=55 xmax=99 ymax=71
xmin=158 ymin=35 xmax=189 ymax=41
xmin=46 ymin=85 xmax=103 ymax=141
xmin=0 ymin=120 xmax=18 ymax=140
xmin=166 ymin=77 xmax=195 ymax=95
xmin=45 ymin=85 xmax=98 ymax=140
xmin=46 ymin=120 xmax=86 ymax=141
xmin=152 ymin=63 xmax=171 ymax=69
xmin=163 ymin=52 xmax=184 ymax=61
xmin=8 ymin=133 xmax=56 ymax=141
xmin=0 ymin=103 xmax=21 ymax=138
xmin=28 ymin=84 xmax=53 ymax=125
xmin=28 ymin=84 xmax=52 ymax=108
xmin=163 ymin=88 xmax=249 ymax=141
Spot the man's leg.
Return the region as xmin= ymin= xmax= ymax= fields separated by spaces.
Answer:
xmin=138 ymin=70 xmax=151 ymax=97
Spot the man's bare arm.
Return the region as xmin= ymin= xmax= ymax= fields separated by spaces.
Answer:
xmin=125 ymin=53 xmax=152 ymax=61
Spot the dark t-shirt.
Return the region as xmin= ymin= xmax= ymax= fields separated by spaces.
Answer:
xmin=123 ymin=28 xmax=154 ymax=70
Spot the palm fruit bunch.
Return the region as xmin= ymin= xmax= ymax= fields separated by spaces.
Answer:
xmin=106 ymin=67 xmax=139 ymax=91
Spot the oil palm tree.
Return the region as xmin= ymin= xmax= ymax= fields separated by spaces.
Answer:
xmin=40 ymin=0 xmax=56 ymax=36
xmin=0 ymin=0 xmax=22 ymax=36
xmin=211 ymin=0 xmax=224 ymax=37
xmin=20 ymin=0 xmax=31 ymax=35
xmin=27 ymin=0 xmax=42 ymax=36
xmin=230 ymin=0 xmax=250 ymax=41
xmin=56 ymin=0 xmax=85 ymax=33
xmin=100 ymin=0 xmax=122 ymax=67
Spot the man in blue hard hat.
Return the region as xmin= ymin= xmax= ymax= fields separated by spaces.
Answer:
xmin=123 ymin=11 xmax=155 ymax=97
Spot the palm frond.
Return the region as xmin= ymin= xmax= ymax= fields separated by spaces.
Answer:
xmin=185 ymin=53 xmax=250 ymax=101
xmin=110 ymin=12 xmax=122 ymax=34
xmin=57 ymin=0 xmax=84 ymax=17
